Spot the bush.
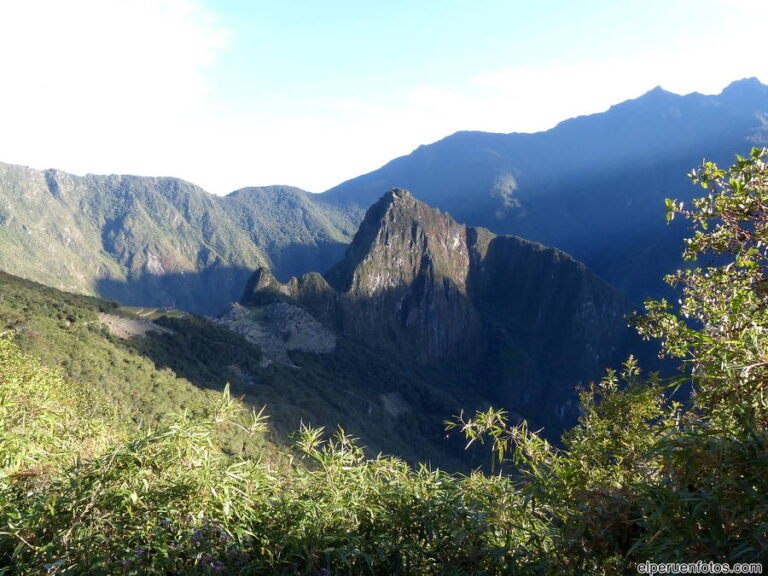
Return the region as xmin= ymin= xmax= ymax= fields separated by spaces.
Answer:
xmin=451 ymin=149 xmax=768 ymax=571
xmin=4 ymin=150 xmax=768 ymax=574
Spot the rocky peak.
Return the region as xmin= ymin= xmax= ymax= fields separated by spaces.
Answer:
xmin=240 ymin=267 xmax=291 ymax=305
xmin=326 ymin=188 xmax=470 ymax=298
xmin=720 ymin=77 xmax=768 ymax=109
xmin=239 ymin=189 xmax=634 ymax=427
xmin=243 ymin=188 xmax=629 ymax=367
xmin=319 ymin=189 xmax=476 ymax=358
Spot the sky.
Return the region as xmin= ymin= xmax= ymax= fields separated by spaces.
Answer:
xmin=0 ymin=0 xmax=766 ymax=195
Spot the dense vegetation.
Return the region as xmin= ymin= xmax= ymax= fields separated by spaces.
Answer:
xmin=0 ymin=266 xmax=479 ymax=469
xmin=2 ymin=150 xmax=768 ymax=573
xmin=0 ymin=345 xmax=515 ymax=574
xmin=0 ymin=166 xmax=357 ymax=315
xmin=453 ymin=149 xmax=768 ymax=569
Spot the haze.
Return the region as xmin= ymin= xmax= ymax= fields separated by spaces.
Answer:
xmin=0 ymin=0 xmax=765 ymax=194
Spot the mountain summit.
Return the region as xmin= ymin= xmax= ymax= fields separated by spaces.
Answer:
xmin=322 ymin=78 xmax=768 ymax=302
xmin=241 ymin=189 xmax=634 ymax=428
xmin=323 ymin=188 xmax=479 ymax=358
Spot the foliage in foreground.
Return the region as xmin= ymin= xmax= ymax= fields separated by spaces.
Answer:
xmin=453 ymin=148 xmax=768 ymax=571
xmin=0 ymin=336 xmax=525 ymax=574
xmin=2 ymin=150 xmax=768 ymax=574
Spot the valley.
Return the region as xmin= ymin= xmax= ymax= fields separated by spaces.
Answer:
xmin=0 ymin=79 xmax=767 ymax=572
xmin=3 ymin=80 xmax=766 ymax=456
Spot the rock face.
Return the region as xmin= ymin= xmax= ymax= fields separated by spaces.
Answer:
xmin=324 ymin=188 xmax=480 ymax=359
xmin=241 ymin=189 xmax=633 ymax=426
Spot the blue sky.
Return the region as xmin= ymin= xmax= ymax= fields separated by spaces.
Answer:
xmin=0 ymin=0 xmax=765 ymax=194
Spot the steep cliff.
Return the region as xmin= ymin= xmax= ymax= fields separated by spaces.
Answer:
xmin=241 ymin=189 xmax=633 ymax=428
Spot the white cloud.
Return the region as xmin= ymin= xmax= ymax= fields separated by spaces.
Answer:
xmin=0 ymin=0 xmax=766 ymax=195
xmin=0 ymin=0 xmax=227 ymax=180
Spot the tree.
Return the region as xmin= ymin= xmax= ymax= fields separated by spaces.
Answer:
xmin=638 ymin=147 xmax=768 ymax=429
xmin=452 ymin=148 xmax=768 ymax=569
xmin=631 ymin=146 xmax=768 ymax=562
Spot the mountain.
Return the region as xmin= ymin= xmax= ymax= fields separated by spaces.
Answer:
xmin=3 ymin=80 xmax=765 ymax=315
xmin=0 ymin=266 xmax=485 ymax=468
xmin=0 ymin=167 xmax=356 ymax=314
xmin=240 ymin=189 xmax=636 ymax=431
xmin=322 ymin=78 xmax=768 ymax=301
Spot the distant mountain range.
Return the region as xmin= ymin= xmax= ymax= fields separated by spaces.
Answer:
xmin=2 ymin=80 xmax=761 ymax=461
xmin=0 ymin=168 xmax=356 ymax=314
xmin=324 ymin=78 xmax=768 ymax=301
xmin=2 ymin=78 xmax=766 ymax=314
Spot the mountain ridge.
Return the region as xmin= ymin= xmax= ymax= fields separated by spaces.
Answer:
xmin=240 ymin=188 xmax=634 ymax=429
xmin=321 ymin=78 xmax=768 ymax=302
xmin=0 ymin=163 xmax=358 ymax=314
xmin=1 ymin=78 xmax=766 ymax=314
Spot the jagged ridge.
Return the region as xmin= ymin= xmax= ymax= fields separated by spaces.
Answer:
xmin=322 ymin=78 xmax=768 ymax=302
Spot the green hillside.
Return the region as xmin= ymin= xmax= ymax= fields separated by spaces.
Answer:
xmin=0 ymin=270 xmax=480 ymax=469
xmin=0 ymin=167 xmax=357 ymax=314
xmin=0 ymin=271 xmax=274 ymax=459
xmin=1 ymin=151 xmax=768 ymax=573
